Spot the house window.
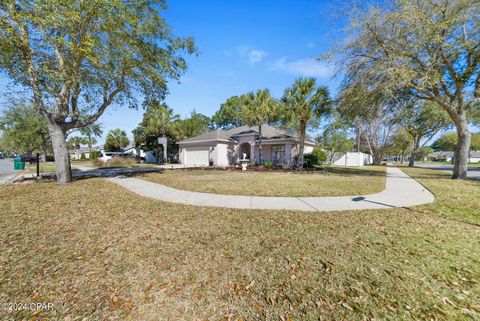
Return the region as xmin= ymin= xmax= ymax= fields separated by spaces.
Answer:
xmin=272 ymin=145 xmax=285 ymax=164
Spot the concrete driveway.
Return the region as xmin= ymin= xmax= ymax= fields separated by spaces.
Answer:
xmin=0 ymin=158 xmax=17 ymax=185
xmin=416 ymin=163 xmax=480 ymax=179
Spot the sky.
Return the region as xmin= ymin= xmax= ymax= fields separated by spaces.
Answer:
xmin=76 ymin=0 xmax=345 ymax=142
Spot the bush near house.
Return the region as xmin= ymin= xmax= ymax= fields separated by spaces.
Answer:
xmin=90 ymin=151 xmax=100 ymax=160
xmin=262 ymin=161 xmax=274 ymax=169
xmin=304 ymin=148 xmax=327 ymax=168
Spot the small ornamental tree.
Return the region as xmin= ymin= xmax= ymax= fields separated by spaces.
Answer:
xmin=0 ymin=0 xmax=195 ymax=183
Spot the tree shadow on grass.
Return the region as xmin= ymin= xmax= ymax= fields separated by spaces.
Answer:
xmin=322 ymin=166 xmax=386 ymax=177
xmin=72 ymin=167 xmax=167 ymax=182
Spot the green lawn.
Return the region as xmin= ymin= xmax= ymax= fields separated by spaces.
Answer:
xmin=0 ymin=167 xmax=479 ymax=320
xmin=139 ymin=165 xmax=386 ymax=197
xmin=25 ymin=162 xmax=78 ymax=174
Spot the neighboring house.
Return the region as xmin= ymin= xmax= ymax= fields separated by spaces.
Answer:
xmin=430 ymin=150 xmax=480 ymax=163
xmin=69 ymin=147 xmax=91 ymax=160
xmin=469 ymin=151 xmax=480 ymax=163
xmin=431 ymin=151 xmax=455 ymax=162
xmin=177 ymin=124 xmax=315 ymax=167
xmin=123 ymin=144 xmax=156 ymax=163
xmin=332 ymin=152 xmax=373 ymax=167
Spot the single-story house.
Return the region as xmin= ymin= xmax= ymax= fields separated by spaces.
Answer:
xmin=469 ymin=151 xmax=480 ymax=163
xmin=430 ymin=150 xmax=480 ymax=163
xmin=177 ymin=124 xmax=315 ymax=167
xmin=69 ymin=147 xmax=91 ymax=160
xmin=431 ymin=151 xmax=455 ymax=162
xmin=123 ymin=144 xmax=156 ymax=163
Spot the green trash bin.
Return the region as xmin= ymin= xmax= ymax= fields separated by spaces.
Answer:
xmin=14 ymin=159 xmax=25 ymax=170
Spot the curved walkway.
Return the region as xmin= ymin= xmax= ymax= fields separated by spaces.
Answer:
xmin=107 ymin=165 xmax=435 ymax=212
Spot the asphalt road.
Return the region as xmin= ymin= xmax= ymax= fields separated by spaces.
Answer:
xmin=417 ymin=163 xmax=480 ymax=180
xmin=0 ymin=158 xmax=16 ymax=185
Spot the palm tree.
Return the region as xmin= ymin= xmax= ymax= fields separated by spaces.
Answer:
xmin=282 ymin=78 xmax=332 ymax=168
xmin=79 ymin=123 xmax=103 ymax=154
xmin=141 ymin=100 xmax=179 ymax=163
xmin=241 ymin=89 xmax=278 ymax=164
xmin=67 ymin=136 xmax=87 ymax=156
xmin=104 ymin=129 xmax=129 ymax=152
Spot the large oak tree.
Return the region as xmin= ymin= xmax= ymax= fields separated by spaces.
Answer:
xmin=337 ymin=0 xmax=480 ymax=178
xmin=0 ymin=0 xmax=195 ymax=183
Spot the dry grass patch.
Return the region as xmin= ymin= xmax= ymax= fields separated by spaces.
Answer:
xmin=26 ymin=162 xmax=78 ymax=174
xmin=139 ymin=165 xmax=386 ymax=197
xmin=0 ymin=167 xmax=479 ymax=320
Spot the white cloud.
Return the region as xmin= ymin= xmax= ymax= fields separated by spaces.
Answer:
xmin=269 ymin=57 xmax=333 ymax=78
xmin=234 ymin=45 xmax=268 ymax=65
xmin=248 ymin=49 xmax=267 ymax=65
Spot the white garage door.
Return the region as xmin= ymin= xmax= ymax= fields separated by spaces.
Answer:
xmin=185 ymin=148 xmax=209 ymax=166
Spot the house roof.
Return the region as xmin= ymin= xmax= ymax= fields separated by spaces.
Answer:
xmin=432 ymin=151 xmax=455 ymax=157
xmin=178 ymin=124 xmax=314 ymax=145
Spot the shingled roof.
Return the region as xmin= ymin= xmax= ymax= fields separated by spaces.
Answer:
xmin=178 ymin=124 xmax=299 ymax=144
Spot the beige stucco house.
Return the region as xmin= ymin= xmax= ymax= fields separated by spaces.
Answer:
xmin=177 ymin=124 xmax=315 ymax=167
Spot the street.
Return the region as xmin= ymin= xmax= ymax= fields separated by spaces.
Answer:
xmin=0 ymin=158 xmax=16 ymax=185
xmin=417 ymin=163 xmax=480 ymax=180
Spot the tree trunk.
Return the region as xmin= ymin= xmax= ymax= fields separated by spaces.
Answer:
xmin=354 ymin=116 xmax=361 ymax=152
xmin=156 ymin=144 xmax=161 ymax=164
xmin=258 ymin=125 xmax=262 ymax=164
xmin=297 ymin=121 xmax=306 ymax=168
xmin=400 ymin=151 xmax=405 ymax=164
xmin=47 ymin=122 xmax=71 ymax=184
xmin=452 ymin=114 xmax=471 ymax=179
xmin=409 ymin=137 xmax=420 ymax=167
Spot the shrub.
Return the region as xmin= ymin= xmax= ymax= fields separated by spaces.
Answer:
xmin=312 ymin=148 xmax=327 ymax=164
xmin=106 ymin=157 xmax=137 ymax=168
xmin=303 ymin=154 xmax=318 ymax=168
xmin=90 ymin=150 xmax=100 ymax=160
xmin=263 ymin=161 xmax=273 ymax=169
xmin=91 ymin=159 xmax=103 ymax=168
xmin=303 ymin=149 xmax=327 ymax=168
xmin=80 ymin=153 xmax=86 ymax=160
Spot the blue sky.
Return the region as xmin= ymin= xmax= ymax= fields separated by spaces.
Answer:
xmin=97 ymin=0 xmax=344 ymax=141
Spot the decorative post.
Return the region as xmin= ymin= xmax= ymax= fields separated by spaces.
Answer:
xmin=36 ymin=153 xmax=40 ymax=177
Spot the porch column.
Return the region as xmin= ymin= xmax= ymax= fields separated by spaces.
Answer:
xmin=250 ymin=141 xmax=255 ymax=164
xmin=285 ymin=143 xmax=292 ymax=166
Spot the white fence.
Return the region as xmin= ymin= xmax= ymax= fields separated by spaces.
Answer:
xmin=332 ymin=152 xmax=373 ymax=167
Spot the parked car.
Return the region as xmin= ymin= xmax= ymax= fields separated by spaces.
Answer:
xmin=98 ymin=151 xmax=113 ymax=163
xmin=20 ymin=154 xmax=35 ymax=163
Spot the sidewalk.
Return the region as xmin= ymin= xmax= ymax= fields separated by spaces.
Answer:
xmin=107 ymin=165 xmax=435 ymax=212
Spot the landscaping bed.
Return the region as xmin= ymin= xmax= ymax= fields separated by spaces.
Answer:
xmin=138 ymin=165 xmax=387 ymax=197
